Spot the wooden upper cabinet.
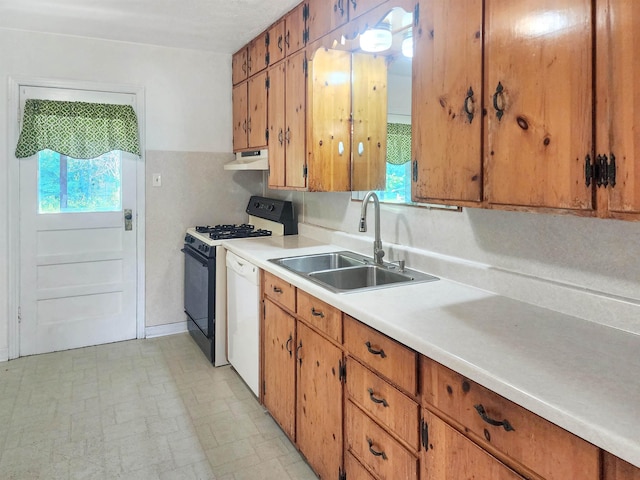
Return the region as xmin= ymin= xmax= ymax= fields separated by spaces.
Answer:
xmin=349 ymin=0 xmax=388 ymax=21
xmin=352 ymin=53 xmax=387 ymax=192
xmin=484 ymin=0 xmax=594 ymax=211
xmin=268 ymin=19 xmax=286 ymax=65
xmin=232 ymin=83 xmax=248 ymax=151
xmin=307 ymin=47 xmax=352 ymax=191
xmin=597 ymin=0 xmax=640 ymax=217
xmin=307 ymin=0 xmax=348 ymax=45
xmin=267 ymin=63 xmax=287 ymax=188
xmin=248 ymin=31 xmax=269 ymax=76
xmin=232 ymin=47 xmax=248 ymax=85
xmin=232 ymin=72 xmax=267 ymax=152
xmin=284 ymin=49 xmax=308 ymax=188
xmin=412 ymin=0 xmax=483 ymax=204
xmin=285 ymin=3 xmax=307 ymax=56
xmin=603 ymin=452 xmax=640 ymax=480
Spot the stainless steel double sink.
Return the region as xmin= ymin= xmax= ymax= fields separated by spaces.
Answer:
xmin=269 ymin=251 xmax=439 ymax=293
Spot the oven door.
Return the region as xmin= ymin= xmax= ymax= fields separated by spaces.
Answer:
xmin=182 ymin=245 xmax=214 ymax=337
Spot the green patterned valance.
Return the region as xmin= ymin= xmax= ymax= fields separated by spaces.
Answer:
xmin=15 ymin=99 xmax=141 ymax=159
xmin=386 ymin=122 xmax=411 ymax=165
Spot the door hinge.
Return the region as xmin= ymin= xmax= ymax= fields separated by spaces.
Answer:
xmin=265 ymin=31 xmax=270 ymax=46
xmin=303 ymin=164 xmax=308 ymax=178
xmin=265 ymin=129 xmax=269 ymax=142
xmin=265 ymin=52 xmax=270 ymax=67
xmin=414 ymin=2 xmax=420 ymax=26
xmin=303 ymin=57 xmax=308 ymax=76
xmin=303 ymin=3 xmax=309 ymax=21
xmin=303 ymin=27 xmax=310 ymax=45
xmin=339 ymin=467 xmax=346 ymax=480
xmin=339 ymin=359 xmax=347 ymax=383
xmin=412 ymin=159 xmax=418 ymax=182
xmin=586 ymin=153 xmax=617 ymax=188
xmin=265 ymin=76 xmax=270 ymax=89
xmin=421 ymin=417 xmax=429 ymax=450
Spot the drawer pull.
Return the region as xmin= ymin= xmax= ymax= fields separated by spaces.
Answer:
xmin=365 ymin=341 xmax=387 ymax=358
xmin=311 ymin=307 xmax=325 ymax=318
xmin=474 ymin=404 xmax=515 ymax=432
xmin=273 ymin=286 xmax=283 ymax=294
xmin=285 ymin=334 xmax=293 ymax=357
xmin=367 ymin=438 xmax=388 ymax=460
xmin=367 ymin=388 xmax=389 ymax=407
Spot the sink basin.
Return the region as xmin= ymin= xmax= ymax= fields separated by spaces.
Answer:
xmin=269 ymin=251 xmax=439 ymax=293
xmin=270 ymin=251 xmax=368 ymax=274
xmin=309 ymin=265 xmax=439 ymax=293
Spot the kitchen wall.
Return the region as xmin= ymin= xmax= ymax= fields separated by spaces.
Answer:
xmin=268 ymin=190 xmax=640 ymax=334
xmin=0 ymin=28 xmax=262 ymax=359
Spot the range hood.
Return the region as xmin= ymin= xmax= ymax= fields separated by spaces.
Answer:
xmin=224 ymin=149 xmax=268 ymax=171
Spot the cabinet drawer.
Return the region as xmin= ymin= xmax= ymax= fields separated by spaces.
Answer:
xmin=422 ymin=357 xmax=600 ymax=480
xmin=345 ymin=452 xmax=376 ymax=480
xmin=263 ymin=271 xmax=295 ymax=311
xmin=296 ymin=289 xmax=342 ymax=343
xmin=347 ymin=358 xmax=420 ymax=450
xmin=344 ymin=316 xmax=417 ymax=395
xmin=346 ymin=401 xmax=418 ymax=480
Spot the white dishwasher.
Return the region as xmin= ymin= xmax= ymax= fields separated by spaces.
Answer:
xmin=226 ymin=249 xmax=260 ymax=396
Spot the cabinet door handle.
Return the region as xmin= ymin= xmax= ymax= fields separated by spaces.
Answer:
xmin=242 ymin=120 xmax=247 ymax=133
xmin=474 ymin=404 xmax=515 ymax=432
xmin=365 ymin=341 xmax=387 ymax=358
xmin=278 ymin=128 xmax=284 ymax=146
xmin=492 ymin=81 xmax=505 ymax=121
xmin=311 ymin=307 xmax=325 ymax=318
xmin=247 ymin=118 xmax=252 ymax=134
xmin=285 ymin=334 xmax=293 ymax=357
xmin=367 ymin=388 xmax=389 ymax=407
xmin=285 ymin=127 xmax=291 ymax=144
xmin=296 ymin=341 xmax=303 ymax=365
xmin=277 ymin=35 xmax=283 ymax=53
xmin=334 ymin=0 xmax=344 ymax=17
xmin=285 ymin=31 xmax=290 ymax=49
xmin=350 ymin=0 xmax=357 ymax=12
xmin=273 ymin=286 xmax=283 ymax=294
xmin=366 ymin=438 xmax=387 ymax=460
xmin=464 ymin=86 xmax=475 ymax=123
xmin=242 ymin=61 xmax=247 ymax=75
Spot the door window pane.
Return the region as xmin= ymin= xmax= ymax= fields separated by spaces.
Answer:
xmin=38 ymin=150 xmax=122 ymax=213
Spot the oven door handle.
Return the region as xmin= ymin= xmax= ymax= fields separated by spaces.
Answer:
xmin=181 ymin=247 xmax=208 ymax=267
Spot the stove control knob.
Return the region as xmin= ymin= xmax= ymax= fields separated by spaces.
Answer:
xmin=268 ymin=204 xmax=275 ymax=212
xmin=185 ymin=234 xmax=195 ymax=243
xmin=253 ymin=201 xmax=260 ymax=208
xmin=203 ymin=245 xmax=209 ymax=252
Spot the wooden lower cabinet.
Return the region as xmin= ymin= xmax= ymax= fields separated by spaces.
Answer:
xmin=604 ymin=453 xmax=640 ymax=480
xmin=262 ymin=299 xmax=296 ymax=440
xmin=296 ymin=322 xmax=343 ymax=479
xmin=422 ymin=409 xmax=525 ymax=480
xmin=345 ymin=452 xmax=377 ymax=480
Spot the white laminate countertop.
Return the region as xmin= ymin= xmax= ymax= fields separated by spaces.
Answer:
xmin=222 ymin=235 xmax=640 ymax=468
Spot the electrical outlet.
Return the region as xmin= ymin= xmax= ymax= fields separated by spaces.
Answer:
xmin=152 ymin=173 xmax=162 ymax=187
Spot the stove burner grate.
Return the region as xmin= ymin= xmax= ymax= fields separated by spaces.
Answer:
xmin=195 ymin=224 xmax=272 ymax=239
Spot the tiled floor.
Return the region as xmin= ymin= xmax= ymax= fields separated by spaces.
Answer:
xmin=0 ymin=334 xmax=317 ymax=479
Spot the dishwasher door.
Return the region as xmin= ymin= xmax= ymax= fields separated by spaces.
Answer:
xmin=226 ymin=250 xmax=260 ymax=396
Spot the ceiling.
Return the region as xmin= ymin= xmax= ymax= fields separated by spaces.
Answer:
xmin=0 ymin=0 xmax=302 ymax=54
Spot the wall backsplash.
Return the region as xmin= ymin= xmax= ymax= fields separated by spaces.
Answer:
xmin=266 ymin=188 xmax=640 ymax=334
xmin=146 ymin=151 xmax=263 ymax=328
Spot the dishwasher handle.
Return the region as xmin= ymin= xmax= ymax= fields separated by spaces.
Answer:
xmin=226 ymin=250 xmax=260 ymax=285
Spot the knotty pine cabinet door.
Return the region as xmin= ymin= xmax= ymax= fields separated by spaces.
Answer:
xmin=232 ymin=72 xmax=268 ymax=152
xmin=307 ymin=0 xmax=348 ymax=46
xmin=596 ymin=0 xmax=640 ymax=217
xmin=267 ymin=62 xmax=287 ymax=187
xmin=484 ymin=0 xmax=593 ymax=211
xmin=263 ymin=299 xmax=296 ymax=441
xmin=412 ymin=0 xmax=483 ymax=205
xmin=422 ymin=410 xmax=526 ymax=480
xmin=296 ymin=322 xmax=343 ymax=480
xmin=248 ymin=31 xmax=269 ymax=76
xmin=285 ymin=3 xmax=307 ymax=56
xmin=232 ymin=47 xmax=248 ymax=85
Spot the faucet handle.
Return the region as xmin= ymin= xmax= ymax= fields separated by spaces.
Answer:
xmin=397 ymin=260 xmax=405 ymax=272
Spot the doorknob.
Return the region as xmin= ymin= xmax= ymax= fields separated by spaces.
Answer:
xmin=124 ymin=209 xmax=133 ymax=231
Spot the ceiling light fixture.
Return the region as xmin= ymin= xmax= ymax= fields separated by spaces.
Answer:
xmin=401 ymin=31 xmax=413 ymax=58
xmin=359 ymin=22 xmax=392 ymax=53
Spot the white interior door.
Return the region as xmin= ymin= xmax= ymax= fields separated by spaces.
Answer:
xmin=18 ymin=87 xmax=139 ymax=356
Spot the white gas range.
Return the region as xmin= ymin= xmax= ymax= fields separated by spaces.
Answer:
xmin=182 ymin=196 xmax=296 ymax=382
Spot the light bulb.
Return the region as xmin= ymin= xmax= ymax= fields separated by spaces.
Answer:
xmin=359 ymin=22 xmax=392 ymax=53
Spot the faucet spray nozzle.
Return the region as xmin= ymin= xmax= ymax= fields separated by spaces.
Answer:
xmin=359 ymin=218 xmax=367 ymax=232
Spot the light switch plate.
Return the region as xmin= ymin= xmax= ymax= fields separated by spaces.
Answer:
xmin=152 ymin=173 xmax=162 ymax=187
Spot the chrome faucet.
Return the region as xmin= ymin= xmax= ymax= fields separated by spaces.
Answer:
xmin=359 ymin=191 xmax=385 ymax=265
